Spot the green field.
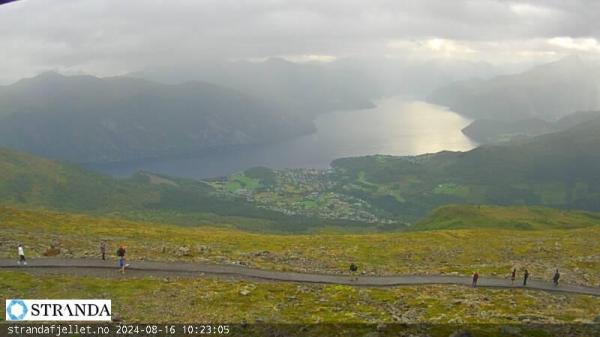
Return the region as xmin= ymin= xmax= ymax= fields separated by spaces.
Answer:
xmin=415 ymin=205 xmax=600 ymax=230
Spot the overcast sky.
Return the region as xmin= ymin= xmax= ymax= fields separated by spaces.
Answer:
xmin=1 ymin=0 xmax=599 ymax=84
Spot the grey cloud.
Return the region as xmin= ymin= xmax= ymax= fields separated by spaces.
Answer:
xmin=0 ymin=0 xmax=598 ymax=83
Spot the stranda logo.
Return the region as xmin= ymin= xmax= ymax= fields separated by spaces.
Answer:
xmin=6 ymin=300 xmax=28 ymax=321
xmin=6 ymin=300 xmax=111 ymax=321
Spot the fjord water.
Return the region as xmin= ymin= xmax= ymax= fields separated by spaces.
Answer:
xmin=90 ymin=97 xmax=477 ymax=179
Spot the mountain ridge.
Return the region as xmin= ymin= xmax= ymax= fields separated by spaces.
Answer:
xmin=428 ymin=56 xmax=600 ymax=121
xmin=461 ymin=110 xmax=600 ymax=144
xmin=0 ymin=72 xmax=315 ymax=163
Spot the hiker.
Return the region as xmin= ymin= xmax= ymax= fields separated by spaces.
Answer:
xmin=553 ymin=269 xmax=560 ymax=287
xmin=100 ymin=240 xmax=107 ymax=261
xmin=472 ymin=272 xmax=479 ymax=287
xmin=349 ymin=263 xmax=358 ymax=281
xmin=511 ymin=268 xmax=516 ymax=285
xmin=523 ymin=269 xmax=529 ymax=286
xmin=117 ymin=245 xmax=126 ymax=274
xmin=17 ymin=244 xmax=27 ymax=266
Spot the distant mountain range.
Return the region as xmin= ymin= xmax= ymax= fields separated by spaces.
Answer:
xmin=130 ymin=57 xmax=513 ymax=110
xmin=0 ymin=72 xmax=315 ymax=163
xmin=429 ymin=56 xmax=600 ymax=121
xmin=3 ymin=56 xmax=586 ymax=164
xmin=129 ymin=58 xmax=377 ymax=119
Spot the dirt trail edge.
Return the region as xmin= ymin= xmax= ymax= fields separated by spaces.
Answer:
xmin=1 ymin=258 xmax=599 ymax=296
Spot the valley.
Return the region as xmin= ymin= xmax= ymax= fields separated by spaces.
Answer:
xmin=209 ymin=114 xmax=600 ymax=224
xmin=3 ymin=108 xmax=600 ymax=232
xmin=88 ymin=97 xmax=476 ymax=179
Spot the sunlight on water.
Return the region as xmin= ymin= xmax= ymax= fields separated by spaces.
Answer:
xmin=91 ymin=97 xmax=477 ymax=179
xmin=312 ymin=97 xmax=476 ymax=157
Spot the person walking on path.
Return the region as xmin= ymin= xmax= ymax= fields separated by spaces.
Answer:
xmin=511 ymin=268 xmax=516 ymax=285
xmin=100 ymin=240 xmax=107 ymax=261
xmin=349 ymin=263 xmax=358 ymax=281
xmin=472 ymin=272 xmax=479 ymax=288
xmin=17 ymin=244 xmax=27 ymax=266
xmin=553 ymin=269 xmax=560 ymax=287
xmin=117 ymin=245 xmax=126 ymax=274
xmin=523 ymin=269 xmax=530 ymax=286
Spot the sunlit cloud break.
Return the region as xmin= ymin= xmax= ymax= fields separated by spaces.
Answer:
xmin=548 ymin=37 xmax=600 ymax=53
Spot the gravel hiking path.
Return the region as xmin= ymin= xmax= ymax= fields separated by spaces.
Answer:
xmin=1 ymin=258 xmax=599 ymax=296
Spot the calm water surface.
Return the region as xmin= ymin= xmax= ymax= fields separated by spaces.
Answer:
xmin=90 ymin=97 xmax=477 ymax=179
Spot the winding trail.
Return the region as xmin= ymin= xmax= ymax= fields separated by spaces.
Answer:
xmin=1 ymin=258 xmax=599 ymax=296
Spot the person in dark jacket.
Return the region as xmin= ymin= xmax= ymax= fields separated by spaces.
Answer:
xmin=511 ymin=268 xmax=516 ymax=285
xmin=523 ymin=269 xmax=529 ymax=286
xmin=553 ymin=269 xmax=560 ymax=287
xmin=349 ymin=263 xmax=358 ymax=281
xmin=472 ymin=272 xmax=479 ymax=288
xmin=117 ymin=245 xmax=126 ymax=274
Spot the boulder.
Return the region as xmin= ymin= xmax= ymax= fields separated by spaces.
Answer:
xmin=43 ymin=247 xmax=61 ymax=256
xmin=176 ymin=246 xmax=192 ymax=257
xmin=112 ymin=313 xmax=123 ymax=322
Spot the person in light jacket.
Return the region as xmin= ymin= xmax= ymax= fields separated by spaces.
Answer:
xmin=17 ymin=244 xmax=27 ymax=266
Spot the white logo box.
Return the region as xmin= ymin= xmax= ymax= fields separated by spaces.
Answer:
xmin=6 ymin=300 xmax=112 ymax=321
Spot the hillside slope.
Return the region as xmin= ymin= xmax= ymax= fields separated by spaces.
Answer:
xmin=415 ymin=205 xmax=600 ymax=231
xmin=0 ymin=146 xmax=151 ymax=210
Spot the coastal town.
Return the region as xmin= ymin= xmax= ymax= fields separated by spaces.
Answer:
xmin=209 ymin=168 xmax=399 ymax=225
